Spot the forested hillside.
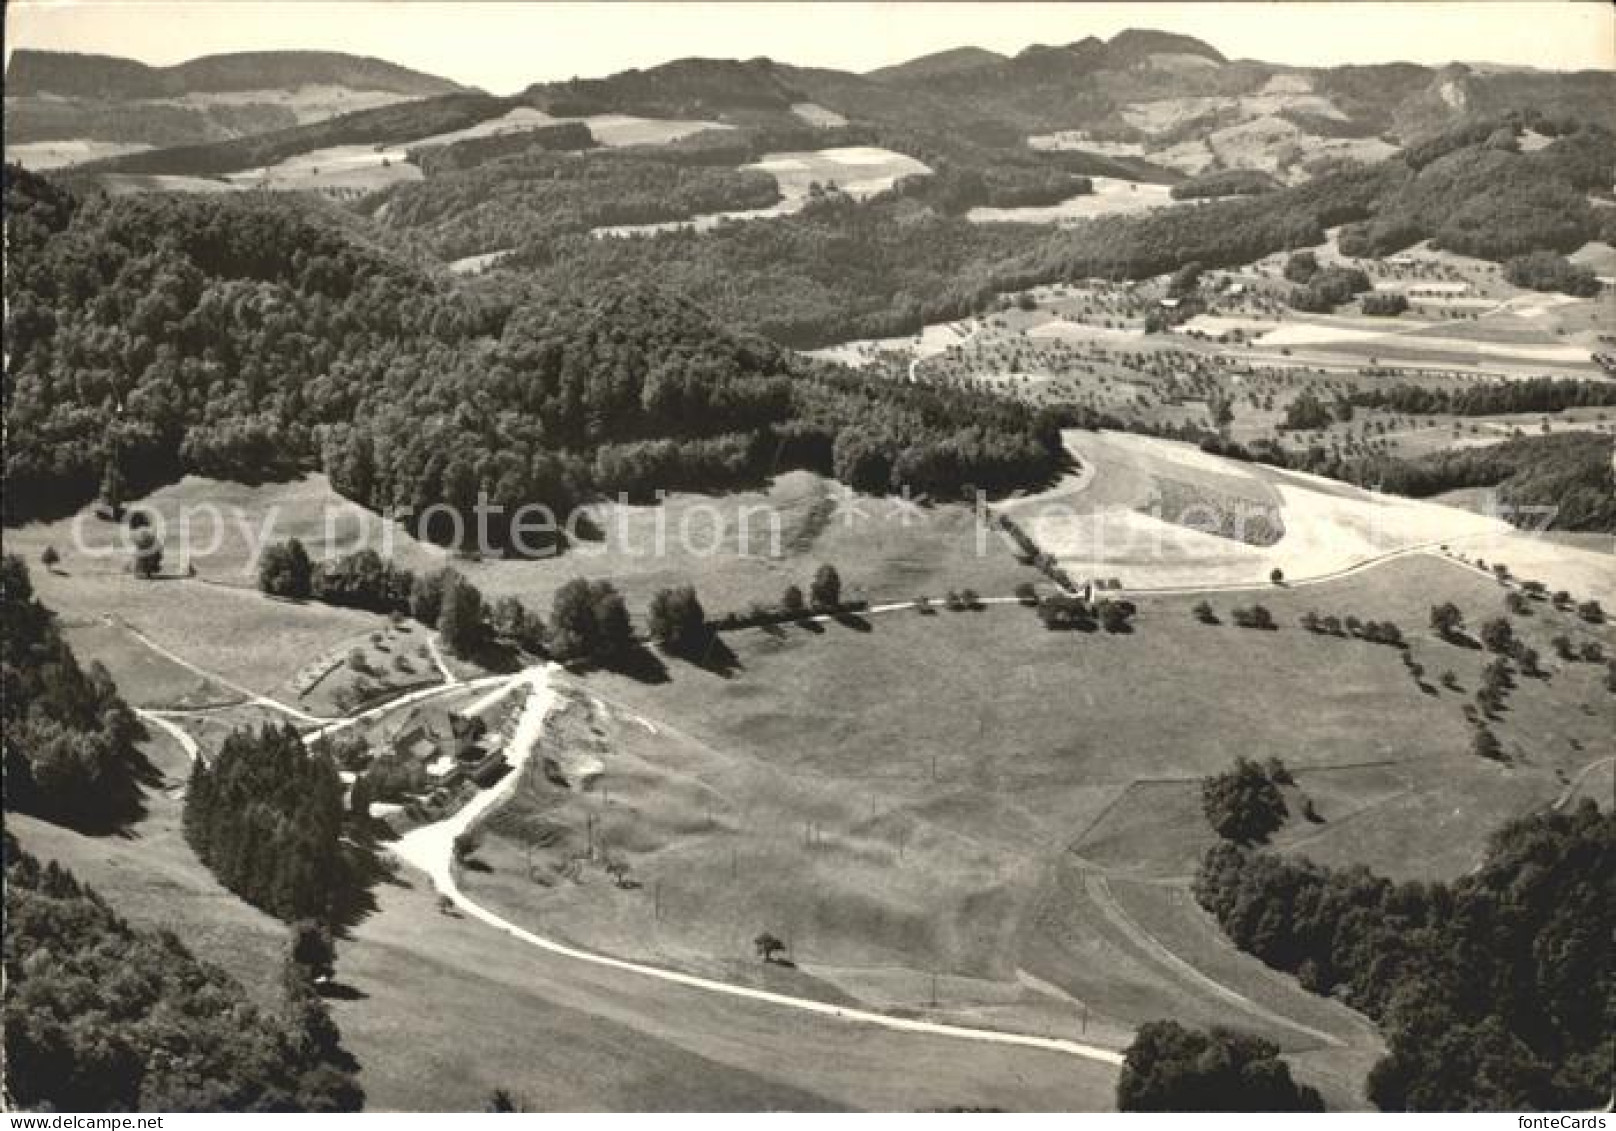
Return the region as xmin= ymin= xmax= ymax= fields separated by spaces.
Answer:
xmin=3 ymin=165 xmax=1063 ymax=539
xmin=4 ymin=836 xmax=363 ymax=1111
xmin=1 ymin=556 xmax=146 ymax=827
xmin=1195 ymin=802 xmax=1614 ymax=1111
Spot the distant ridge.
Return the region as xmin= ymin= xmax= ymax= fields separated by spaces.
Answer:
xmin=5 ymin=48 xmax=467 ymax=99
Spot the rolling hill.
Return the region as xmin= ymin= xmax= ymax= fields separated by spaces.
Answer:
xmin=3 ymin=48 xmax=467 ymax=162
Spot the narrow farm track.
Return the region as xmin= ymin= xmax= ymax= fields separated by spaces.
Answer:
xmin=135 ymin=709 xmax=201 ymax=761
xmin=1083 ymin=874 xmax=1348 ymax=1049
xmin=426 ymin=635 xmax=460 ymax=684
xmin=108 ymin=613 xmax=331 ymax=723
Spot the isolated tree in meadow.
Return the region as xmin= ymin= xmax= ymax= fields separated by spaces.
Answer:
xmin=548 ymin=578 xmax=632 ymax=665
xmin=490 ymin=595 xmax=544 ymax=652
xmin=1471 ymin=726 xmax=1504 ymax=761
xmin=1201 ymin=757 xmax=1288 ymax=844
xmin=1430 ymin=602 xmax=1465 ymax=640
xmin=130 ymin=527 xmax=163 ymax=579
xmin=1117 ymin=1021 xmax=1323 ymax=1112
xmin=485 ymin=1089 xmax=523 ymax=1113
xmin=287 ymin=920 xmax=337 ymax=984
xmin=648 ymin=586 xmax=709 ymax=656
xmin=259 ymin=538 xmax=314 ymax=599
xmin=1193 ymin=600 xmax=1217 ymax=624
xmin=809 ymin=564 xmax=842 ymax=611
xmin=781 ymin=584 xmax=805 ymax=616
xmin=1269 ymin=567 xmax=1285 ymax=585
xmin=452 ymin=831 xmax=481 ymax=863
xmin=753 ymin=932 xmax=786 ymax=964
xmin=99 ymin=456 xmax=125 ymax=518
xmin=39 ymin=545 xmax=59 ymax=571
xmin=1099 ymin=599 xmax=1136 ymax=633
xmin=1480 ymin=617 xmax=1516 ymax=655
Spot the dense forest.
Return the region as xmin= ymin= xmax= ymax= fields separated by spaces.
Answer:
xmin=1194 ymin=801 xmax=1614 ymax=1110
xmin=1314 ymin=433 xmax=1616 ymax=532
xmin=1335 ymin=119 xmax=1616 ymax=269
xmin=1116 ymin=1021 xmax=1323 ymax=1111
xmin=4 ymin=165 xmax=1063 ymax=543
xmin=1204 ymin=428 xmax=1616 ymax=534
xmin=379 ymin=148 xmax=785 ymax=260
xmin=183 ymin=723 xmax=348 ymax=923
xmin=4 ymin=836 xmax=363 ymax=1111
xmin=1168 ymin=168 xmax=1279 ymax=200
xmin=1 ymin=555 xmax=146 ymax=827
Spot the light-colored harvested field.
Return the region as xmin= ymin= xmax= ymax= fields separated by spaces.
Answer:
xmin=97 ymin=173 xmax=243 ymax=194
xmin=967 ymin=177 xmax=1176 ymax=225
xmin=1027 ymin=133 xmax=1148 ymax=157
xmin=747 ymin=146 xmax=931 ymax=205
xmin=1569 ymin=240 xmax=1616 ymax=278
xmin=157 ymin=85 xmax=423 ymax=125
xmin=406 ymin=106 xmax=570 ymax=149
xmin=582 ymin=113 xmax=732 ymax=147
xmin=791 ymin=102 xmax=848 ymax=127
xmin=224 ymin=142 xmax=423 ymax=191
xmin=446 ymin=247 xmax=514 ymax=275
xmin=1011 ymin=431 xmax=1511 ymax=590
xmin=595 ymin=146 xmax=931 ymax=237
xmin=4 ymin=139 xmax=155 ymax=169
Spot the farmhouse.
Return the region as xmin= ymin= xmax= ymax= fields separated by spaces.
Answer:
xmin=386 ymin=712 xmax=508 ymax=788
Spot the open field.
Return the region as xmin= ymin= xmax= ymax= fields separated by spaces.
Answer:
xmin=596 ymin=146 xmax=931 ymax=236
xmin=57 ymin=470 xmax=1038 ymax=627
xmin=5 ymin=490 xmax=393 ymax=698
xmin=1011 ymin=431 xmax=1516 ymax=590
xmin=11 ymin=704 xmax=1116 ymax=1111
xmin=4 ymin=139 xmax=155 ymax=169
xmin=967 ymin=177 xmax=1178 ymax=225
xmin=464 ymin=548 xmax=1609 ymax=1105
xmin=224 ymin=142 xmax=423 ymax=192
xmin=156 ymin=84 xmax=424 ymax=124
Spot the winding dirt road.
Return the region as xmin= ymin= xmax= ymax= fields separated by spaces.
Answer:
xmin=388 ymin=663 xmax=1126 ymax=1069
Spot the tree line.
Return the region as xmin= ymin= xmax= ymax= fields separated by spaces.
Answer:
xmin=1346 ymin=376 xmax=1616 ymax=417
xmin=1 ymin=555 xmax=146 ymax=828
xmin=183 ymin=722 xmax=349 ymax=923
xmin=5 ymin=166 xmax=1064 ymax=538
xmin=4 ymin=835 xmax=363 ymax=1111
xmin=1194 ymin=801 xmax=1613 ymax=1110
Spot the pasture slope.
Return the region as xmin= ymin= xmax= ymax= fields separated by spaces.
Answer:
xmin=10 ymin=429 xmax=1611 ymax=1111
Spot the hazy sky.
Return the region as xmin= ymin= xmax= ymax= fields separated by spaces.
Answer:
xmin=6 ymin=2 xmax=1613 ymax=95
